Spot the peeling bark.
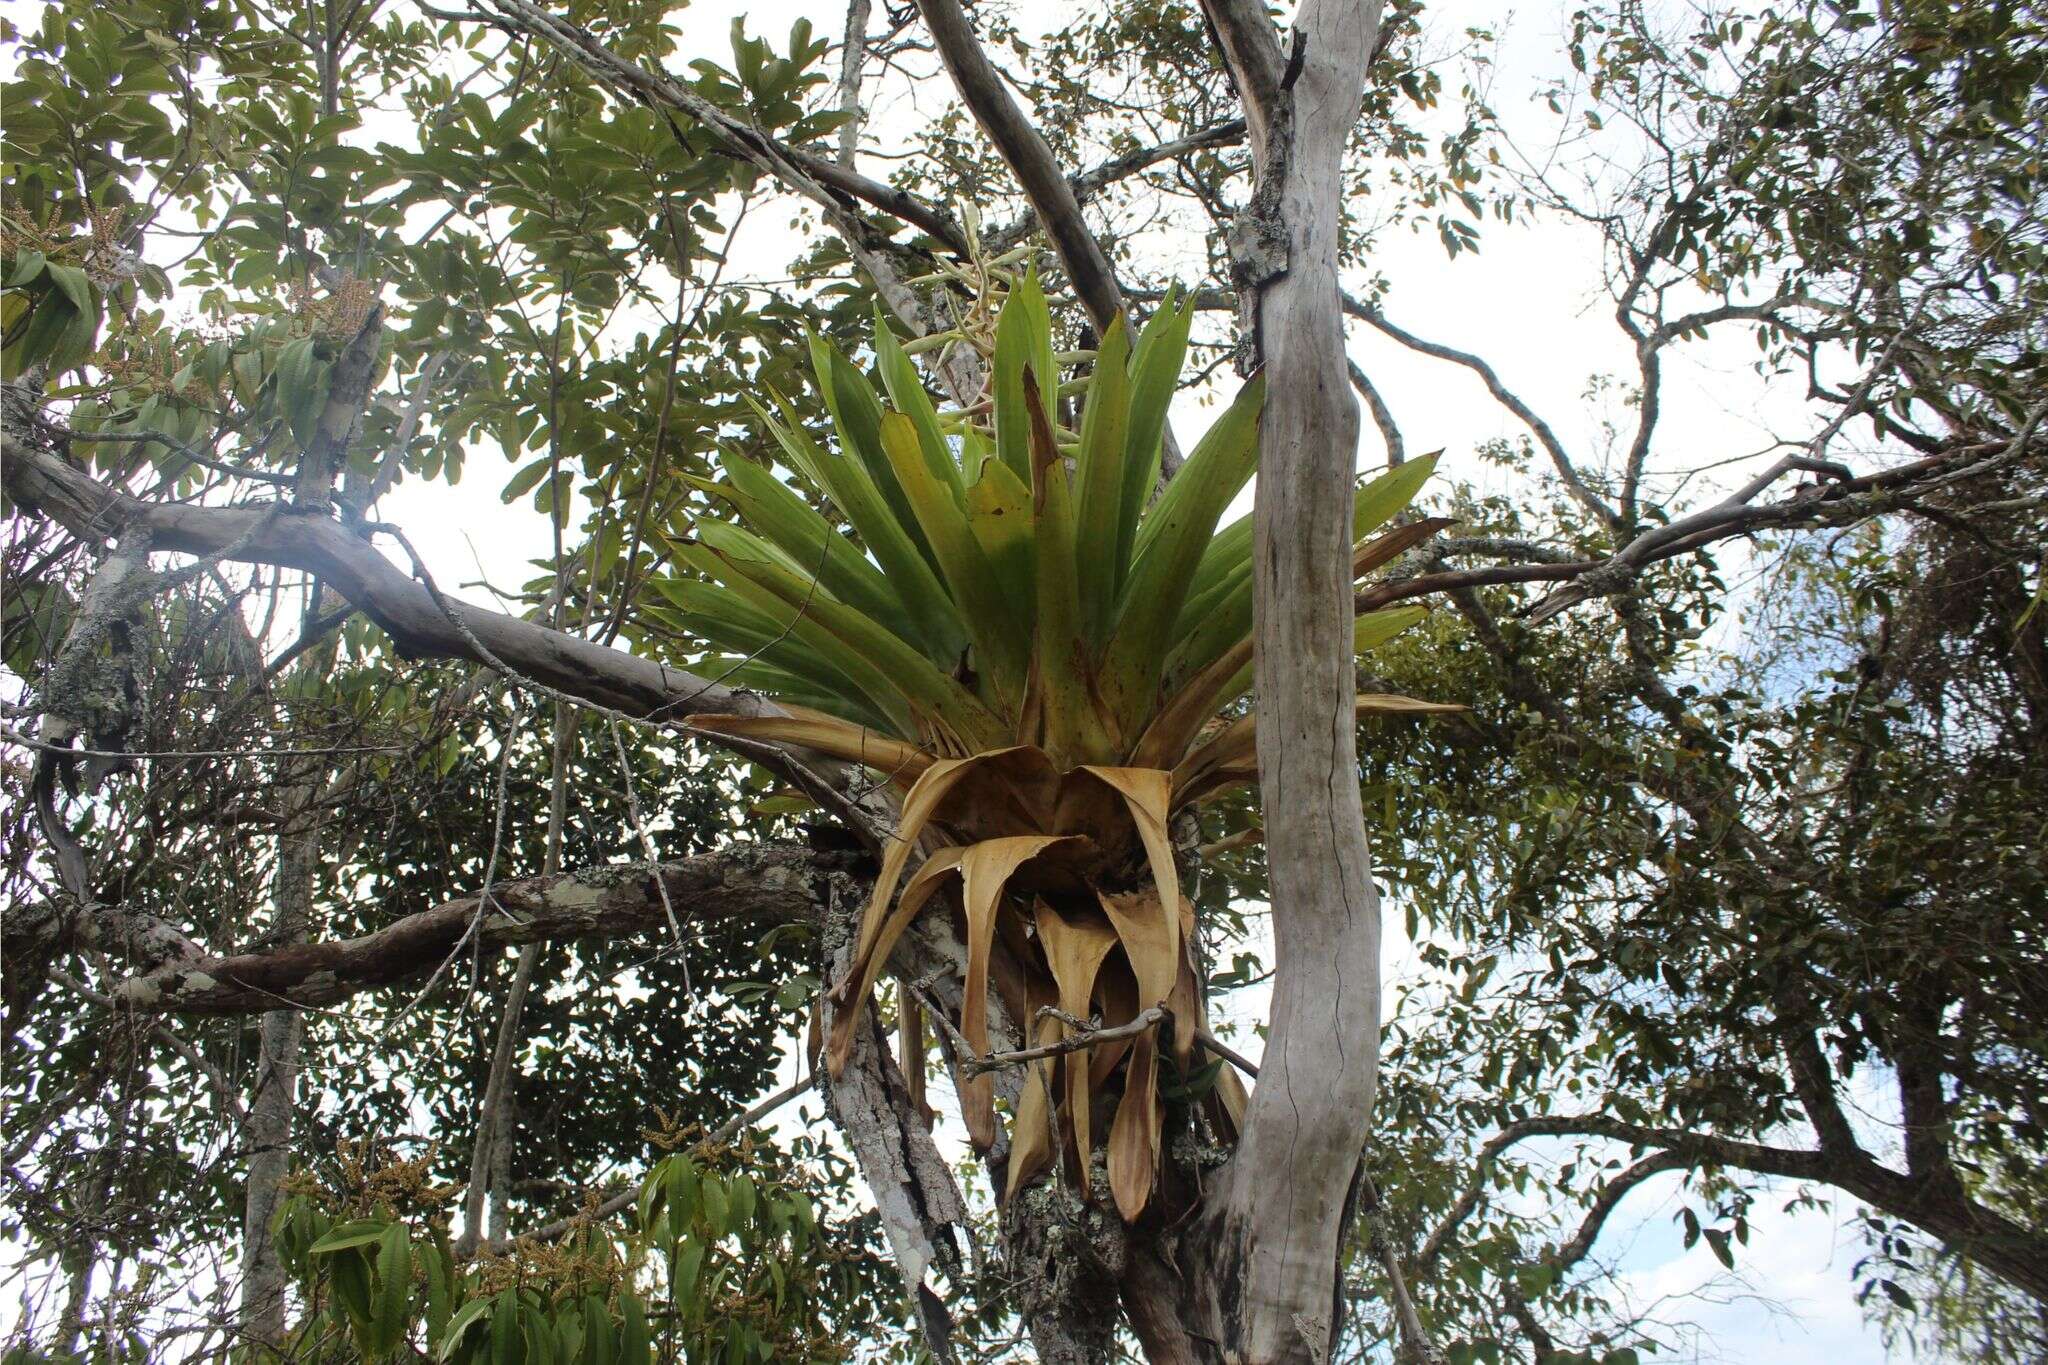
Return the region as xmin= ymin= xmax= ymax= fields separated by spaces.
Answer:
xmin=816 ymin=868 xmax=971 ymax=1363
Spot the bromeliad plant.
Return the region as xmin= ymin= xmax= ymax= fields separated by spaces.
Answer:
xmin=660 ymin=276 xmax=1453 ymax=1221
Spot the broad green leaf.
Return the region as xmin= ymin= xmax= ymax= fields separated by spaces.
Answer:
xmin=877 ymin=411 xmax=1027 ymax=710
xmin=1102 ymin=371 xmax=1266 ymax=738
xmin=749 ymin=391 xmax=967 ymax=662
xmin=436 ymin=1298 xmax=493 ymax=1363
xmin=41 ymin=261 xmax=93 ymax=315
xmin=274 ymin=335 xmax=330 ymax=452
xmin=1071 ymin=314 xmax=1133 ymax=646
xmin=1115 ymin=289 xmax=1193 ymax=581
xmin=4 ymin=250 xmax=47 ymax=287
xmin=308 ymin=1221 xmax=392 ymax=1256
xmin=372 ymin=1225 xmax=412 ymax=1355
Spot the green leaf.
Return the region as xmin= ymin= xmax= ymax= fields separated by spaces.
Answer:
xmin=699 ymin=1171 xmax=729 ymax=1238
xmin=491 ymin=1291 xmax=523 ymax=1365
xmin=663 ymin=1155 xmax=700 ymax=1243
xmin=581 ymin=1296 xmax=615 ymax=1365
xmin=1116 ymin=289 xmax=1193 ymax=580
xmin=308 ymin=1220 xmax=393 ymax=1256
xmin=372 ymin=1225 xmax=413 ymax=1355
xmin=871 ymin=307 xmax=966 ymax=507
xmin=992 ymin=268 xmax=1059 ymax=483
xmin=1351 ymin=452 xmax=1440 ymax=541
xmin=676 ymin=543 xmax=926 ymax=739
xmin=711 ymin=451 xmax=914 ymax=641
xmin=672 ymin=1236 xmax=706 ymax=1304
xmin=41 ymin=261 xmax=93 ymax=315
xmin=963 ymin=452 xmax=1034 ymax=624
xmin=274 ymin=336 xmax=331 ymax=452
xmin=876 ymin=411 xmax=1027 ymax=710
xmin=618 ymin=1293 xmax=651 ymax=1365
xmin=436 ymin=1298 xmax=493 ymax=1363
xmin=330 ymin=1248 xmax=376 ymax=1331
xmin=749 ymin=390 xmax=967 ymax=662
xmin=501 ymin=456 xmax=550 ymax=503
xmin=1071 ymin=314 xmax=1133 ymax=647
xmin=692 ymin=541 xmax=1004 ymax=749
xmin=1101 ymin=371 xmax=1266 ymax=738
xmin=5 ymin=250 xmax=47 ymax=287
xmin=1020 ymin=363 xmax=1108 ymax=764
xmin=807 ymin=333 xmax=937 ymax=570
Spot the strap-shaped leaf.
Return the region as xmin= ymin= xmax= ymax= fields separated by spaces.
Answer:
xmin=1184 ymin=456 xmax=1437 ymax=616
xmin=697 ymin=541 xmax=1005 ymax=749
xmin=695 ymin=659 xmax=894 ymax=731
xmin=675 ymin=545 xmax=924 ymax=739
xmin=1161 ymin=516 xmax=1452 ymax=702
xmin=1003 ymin=1002 xmax=1064 ymax=1201
xmin=964 ymin=454 xmax=1035 ymax=625
xmin=648 ymin=577 xmax=872 ymax=691
xmin=992 ymin=270 xmax=1061 ymax=483
xmin=710 ymin=450 xmax=918 ymax=642
xmin=957 ymin=835 xmax=1083 ymax=1148
xmin=1071 ymin=314 xmax=1133 ymax=647
xmin=1034 ymin=900 xmax=1122 ymax=1196
xmin=1115 ymin=289 xmax=1193 ymax=586
xmin=872 ymin=308 xmax=967 ymax=507
xmin=1135 ymin=603 xmax=1432 ymax=770
xmin=683 ymin=712 xmax=933 ymax=784
xmin=1024 ymin=368 xmax=1115 ymax=765
xmin=1070 ymin=767 xmax=1179 ymax=976
xmin=808 ymin=331 xmax=937 ymax=569
xmin=827 ymin=845 xmax=967 ymax=1074
xmin=1106 ymin=1027 xmax=1160 ymax=1222
xmin=1172 ymin=691 xmax=1464 ymax=806
xmin=877 ymin=411 xmax=1029 ymax=712
xmin=748 ymin=392 xmax=967 ymax=662
xmin=1101 ymin=372 xmax=1266 ymax=739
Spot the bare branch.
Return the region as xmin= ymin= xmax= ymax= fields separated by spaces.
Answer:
xmin=913 ymin=0 xmax=1128 ymax=337
xmin=1344 ymin=293 xmax=1618 ymax=530
xmin=104 ymin=846 xmax=824 ymax=1014
xmin=0 ymin=439 xmax=772 ymax=723
xmin=960 ymin=1005 xmax=1168 ymax=1076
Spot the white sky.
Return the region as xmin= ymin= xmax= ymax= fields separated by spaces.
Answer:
xmin=2 ymin=0 xmax=1911 ymax=1356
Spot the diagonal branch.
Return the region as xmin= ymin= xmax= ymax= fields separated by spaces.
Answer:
xmin=983 ymin=118 xmax=1250 ymax=254
xmin=1343 ymin=293 xmax=1618 ymax=531
xmin=1 ymin=438 xmax=769 ymax=724
xmin=477 ymin=0 xmax=966 ymax=255
xmin=105 ymin=845 xmax=824 ymax=1014
xmin=912 ymin=0 xmax=1129 ymax=339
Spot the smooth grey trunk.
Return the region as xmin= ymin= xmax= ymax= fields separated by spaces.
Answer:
xmin=1191 ymin=2 xmax=1386 ymax=1360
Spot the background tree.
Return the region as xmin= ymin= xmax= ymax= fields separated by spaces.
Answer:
xmin=2 ymin=0 xmax=2041 ymax=1360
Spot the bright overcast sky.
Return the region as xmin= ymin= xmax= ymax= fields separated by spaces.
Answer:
xmin=2 ymin=0 xmax=1904 ymax=1355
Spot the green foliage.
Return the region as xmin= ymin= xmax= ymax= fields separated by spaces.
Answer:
xmin=269 ymin=1134 xmax=875 ymax=1363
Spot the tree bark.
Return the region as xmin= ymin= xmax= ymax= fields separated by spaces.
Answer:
xmin=1186 ymin=3 xmax=1386 ymax=1360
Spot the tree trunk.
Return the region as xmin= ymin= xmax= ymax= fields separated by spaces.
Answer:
xmin=1181 ymin=3 xmax=1387 ymax=1360
xmin=239 ymin=769 xmax=319 ymax=1348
